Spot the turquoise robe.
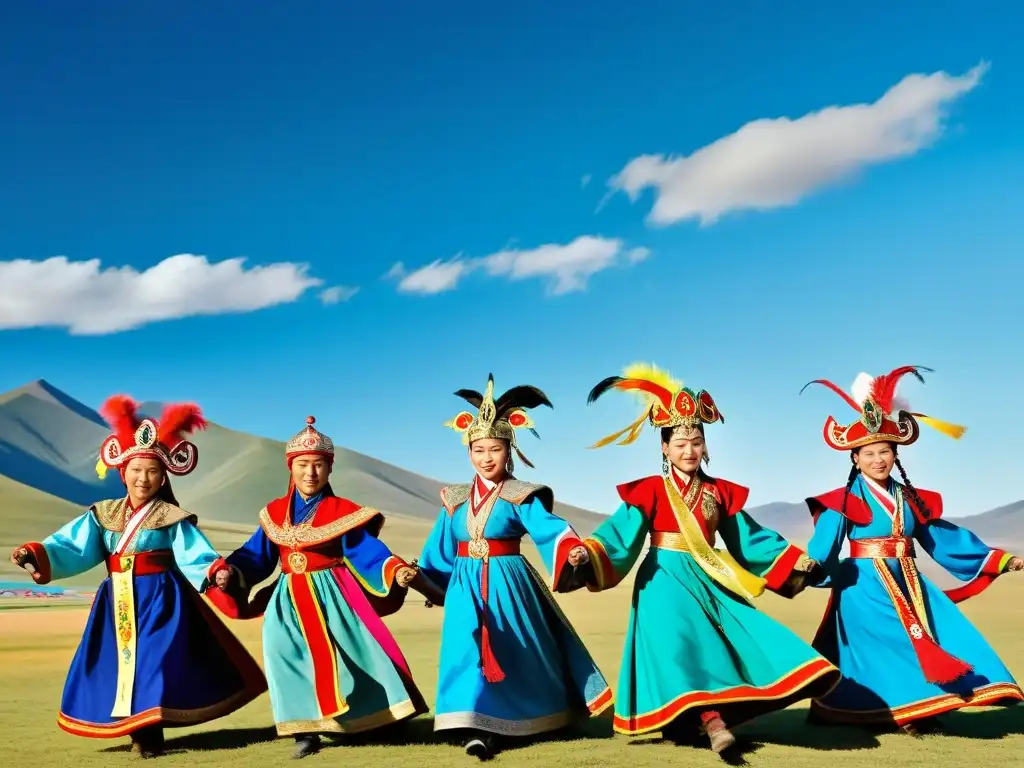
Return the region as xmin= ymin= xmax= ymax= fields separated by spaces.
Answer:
xmin=806 ymin=474 xmax=1023 ymax=726
xmin=583 ymin=471 xmax=839 ymax=736
xmin=20 ymin=498 xmax=266 ymax=738
xmin=418 ymin=477 xmax=612 ymax=736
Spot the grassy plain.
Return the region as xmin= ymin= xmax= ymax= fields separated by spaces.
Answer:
xmin=2 ymin=574 xmax=1023 ymax=768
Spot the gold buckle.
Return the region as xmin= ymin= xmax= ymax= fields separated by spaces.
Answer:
xmin=120 ymin=556 xmax=134 ymax=572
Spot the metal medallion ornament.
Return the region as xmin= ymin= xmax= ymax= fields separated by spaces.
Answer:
xmin=287 ymin=551 xmax=308 ymax=574
xmin=861 ymin=398 xmax=884 ymax=434
xmin=467 ymin=539 xmax=490 ymax=560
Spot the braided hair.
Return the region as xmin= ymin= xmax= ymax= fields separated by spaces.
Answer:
xmin=841 ymin=460 xmax=861 ymax=517
xmin=894 ymin=454 xmax=934 ymax=521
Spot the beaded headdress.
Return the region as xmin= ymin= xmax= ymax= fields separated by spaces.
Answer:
xmin=800 ymin=365 xmax=965 ymax=451
xmin=445 ymin=373 xmax=552 ymax=468
xmin=95 ymin=395 xmax=207 ymax=478
xmin=586 ymin=362 xmax=723 ymax=448
xmin=285 ymin=416 xmax=335 ymax=466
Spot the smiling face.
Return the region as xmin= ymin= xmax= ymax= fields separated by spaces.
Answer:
xmin=469 ymin=438 xmax=510 ymax=483
xmin=852 ymin=442 xmax=896 ymax=484
xmin=290 ymin=454 xmax=331 ymax=499
xmin=123 ymin=456 xmax=166 ymax=507
xmin=662 ymin=428 xmax=706 ymax=476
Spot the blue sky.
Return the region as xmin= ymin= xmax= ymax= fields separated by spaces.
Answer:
xmin=1 ymin=1 xmax=1022 ymax=517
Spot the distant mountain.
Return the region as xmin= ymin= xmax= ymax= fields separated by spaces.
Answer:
xmin=0 ymin=380 xmax=605 ymax=534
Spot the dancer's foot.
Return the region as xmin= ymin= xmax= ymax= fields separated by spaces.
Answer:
xmin=292 ymin=735 xmax=321 ymax=759
xmin=130 ymin=726 xmax=164 ymax=758
xmin=902 ymin=717 xmax=943 ymax=737
xmin=463 ymin=732 xmax=494 ymax=760
xmin=704 ymin=717 xmax=737 ymax=754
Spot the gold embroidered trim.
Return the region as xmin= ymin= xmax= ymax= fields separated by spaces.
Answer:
xmin=440 ymin=479 xmax=550 ymax=513
xmin=811 ymin=682 xmax=1024 ymax=724
xmin=274 ymin=699 xmax=420 ymax=736
xmin=259 ymin=505 xmax=381 ymax=547
xmin=434 ymin=709 xmax=574 ymax=736
xmin=91 ymin=499 xmax=196 ymax=533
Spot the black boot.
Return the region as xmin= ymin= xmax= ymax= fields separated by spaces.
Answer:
xmin=292 ymin=735 xmax=321 ymax=759
xmin=463 ymin=731 xmax=494 ymax=760
xmin=130 ymin=725 xmax=164 ymax=758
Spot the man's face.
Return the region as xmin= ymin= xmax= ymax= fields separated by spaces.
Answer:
xmin=291 ymin=455 xmax=331 ymax=498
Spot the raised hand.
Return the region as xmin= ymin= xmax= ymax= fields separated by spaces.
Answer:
xmin=567 ymin=545 xmax=590 ymax=568
xmin=1007 ymin=556 xmax=1024 ymax=572
xmin=9 ymin=546 xmax=36 ymax=572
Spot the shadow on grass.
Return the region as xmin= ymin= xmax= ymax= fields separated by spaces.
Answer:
xmin=937 ymin=705 xmax=1024 ymax=740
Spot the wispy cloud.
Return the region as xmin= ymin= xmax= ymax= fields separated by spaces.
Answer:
xmin=580 ymin=173 xmax=592 ymax=188
xmin=0 ymin=254 xmax=325 ymax=334
xmin=319 ymin=285 xmax=359 ymax=305
xmin=609 ymin=62 xmax=988 ymax=226
xmin=386 ymin=236 xmax=647 ymax=296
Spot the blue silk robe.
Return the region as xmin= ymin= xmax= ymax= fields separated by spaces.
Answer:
xmin=219 ymin=489 xmax=428 ymax=737
xmin=418 ymin=477 xmax=612 ymax=737
xmin=806 ymin=474 xmax=1022 ymax=726
xmin=19 ymin=497 xmax=266 ymax=739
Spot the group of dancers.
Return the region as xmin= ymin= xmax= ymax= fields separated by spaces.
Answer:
xmin=9 ymin=363 xmax=1023 ymax=761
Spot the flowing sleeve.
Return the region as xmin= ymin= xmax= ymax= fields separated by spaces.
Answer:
xmin=418 ymin=507 xmax=457 ymax=592
xmin=343 ymin=525 xmax=409 ymax=597
xmin=514 ymin=494 xmax=586 ymax=590
xmin=582 ymin=502 xmax=651 ymax=592
xmin=716 ymin=510 xmax=814 ymax=595
xmin=806 ymin=509 xmax=849 ymax=588
xmin=20 ymin=511 xmax=108 ymax=584
xmin=914 ymin=519 xmax=1015 ymax=603
xmin=225 ymin=526 xmax=280 ymax=589
xmin=169 ymin=520 xmax=224 ymax=591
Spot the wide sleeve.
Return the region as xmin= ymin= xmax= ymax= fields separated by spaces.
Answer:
xmin=225 ymin=526 xmax=281 ymax=589
xmin=20 ymin=511 xmax=108 ymax=585
xmin=582 ymin=502 xmax=651 ymax=592
xmin=914 ymin=519 xmax=1016 ymax=603
xmin=716 ymin=510 xmax=814 ymax=595
xmin=168 ymin=520 xmax=225 ymax=591
xmin=514 ymin=494 xmax=586 ymax=591
xmin=805 ymin=509 xmax=849 ymax=588
xmin=343 ymin=526 xmax=409 ymax=597
xmin=417 ymin=506 xmax=457 ymax=592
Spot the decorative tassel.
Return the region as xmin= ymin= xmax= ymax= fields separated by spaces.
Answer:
xmin=95 ymin=458 xmax=108 ymax=479
xmin=915 ymin=635 xmax=973 ymax=684
xmin=478 ymin=558 xmax=505 ymax=683
xmin=912 ymin=413 xmax=967 ymax=440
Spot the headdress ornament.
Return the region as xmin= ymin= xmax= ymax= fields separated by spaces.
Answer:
xmin=800 ymin=365 xmax=966 ymax=451
xmin=95 ymin=395 xmax=207 ymax=478
xmin=586 ymin=362 xmax=723 ymax=448
xmin=285 ymin=416 xmax=335 ymax=465
xmin=444 ymin=373 xmax=551 ymax=468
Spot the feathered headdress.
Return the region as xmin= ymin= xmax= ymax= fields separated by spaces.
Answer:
xmin=445 ymin=373 xmax=552 ymax=468
xmin=800 ymin=365 xmax=966 ymax=451
xmin=284 ymin=415 xmax=335 ymax=466
xmin=95 ymin=395 xmax=208 ymax=478
xmin=586 ymin=362 xmax=724 ymax=448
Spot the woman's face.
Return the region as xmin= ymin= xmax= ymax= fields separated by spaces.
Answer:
xmin=662 ymin=432 xmax=705 ymax=475
xmin=469 ymin=438 xmax=510 ymax=482
xmin=853 ymin=442 xmax=896 ymax=483
xmin=123 ymin=457 xmax=166 ymax=504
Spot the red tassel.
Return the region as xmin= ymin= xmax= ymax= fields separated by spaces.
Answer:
xmin=916 ymin=635 xmax=973 ymax=685
xmin=479 ymin=558 xmax=505 ymax=683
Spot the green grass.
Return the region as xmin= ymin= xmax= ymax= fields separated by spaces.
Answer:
xmin=2 ymin=574 xmax=1022 ymax=767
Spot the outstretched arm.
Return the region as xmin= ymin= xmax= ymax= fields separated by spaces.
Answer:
xmin=417 ymin=507 xmax=457 ymax=597
xmin=717 ymin=510 xmax=819 ymax=597
xmin=581 ymin=502 xmax=651 ymax=592
xmin=515 ymin=495 xmax=588 ymax=591
xmin=914 ymin=519 xmax=1020 ymax=603
xmin=11 ymin=511 xmax=108 ymax=584
xmin=805 ymin=509 xmax=849 ymax=588
xmin=168 ymin=520 xmax=224 ymax=591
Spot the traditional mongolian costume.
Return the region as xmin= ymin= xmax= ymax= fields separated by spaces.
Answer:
xmin=802 ymin=365 xmax=1022 ymax=730
xmin=417 ymin=375 xmax=612 ymax=757
xmin=578 ymin=364 xmax=840 ymax=752
xmin=206 ymin=417 xmax=434 ymax=757
xmin=10 ymin=396 xmax=266 ymax=755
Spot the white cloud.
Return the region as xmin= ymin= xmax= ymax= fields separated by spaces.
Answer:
xmin=580 ymin=173 xmax=592 ymax=188
xmin=388 ymin=236 xmax=647 ymax=296
xmin=609 ymin=62 xmax=988 ymax=226
xmin=319 ymin=285 xmax=359 ymax=305
xmin=0 ymin=253 xmax=324 ymax=335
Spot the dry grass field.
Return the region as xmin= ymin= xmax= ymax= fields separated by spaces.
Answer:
xmin=2 ymin=576 xmax=1023 ymax=768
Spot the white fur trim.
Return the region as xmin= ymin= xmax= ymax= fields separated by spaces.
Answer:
xmin=851 ymin=373 xmax=873 ymax=405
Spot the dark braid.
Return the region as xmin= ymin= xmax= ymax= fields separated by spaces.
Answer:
xmin=841 ymin=461 xmax=860 ymax=517
xmin=894 ymin=455 xmax=932 ymax=520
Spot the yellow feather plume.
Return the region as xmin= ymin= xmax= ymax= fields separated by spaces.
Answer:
xmin=911 ymin=413 xmax=967 ymax=440
xmin=95 ymin=458 xmax=108 ymax=480
xmin=621 ymin=362 xmax=682 ymax=396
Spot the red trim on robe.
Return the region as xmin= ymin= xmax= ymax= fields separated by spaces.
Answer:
xmin=944 ymin=549 xmax=1010 ymax=604
xmin=289 ymin=573 xmax=347 ymax=718
xmin=265 ymin=494 xmax=366 ymax=528
xmin=616 ymin=474 xmax=750 ymax=541
xmin=807 ymin=484 xmax=943 ymax=527
xmin=19 ymin=542 xmax=52 ymax=585
xmin=763 ymin=544 xmax=804 ymax=591
xmin=550 ymin=532 xmax=585 ymax=588
xmin=206 ymin=556 xmax=229 ymax=585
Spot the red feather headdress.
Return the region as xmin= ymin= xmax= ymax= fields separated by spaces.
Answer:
xmin=96 ymin=395 xmax=207 ymax=477
xmin=800 ymin=365 xmax=965 ymax=451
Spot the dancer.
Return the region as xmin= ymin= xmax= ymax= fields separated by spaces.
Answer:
xmin=9 ymin=396 xmax=266 ymax=757
xmin=576 ymin=363 xmax=839 ymax=755
xmin=208 ymin=416 xmax=442 ymax=758
xmin=801 ymin=365 xmax=1023 ymax=732
xmin=417 ymin=374 xmax=612 ymax=760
